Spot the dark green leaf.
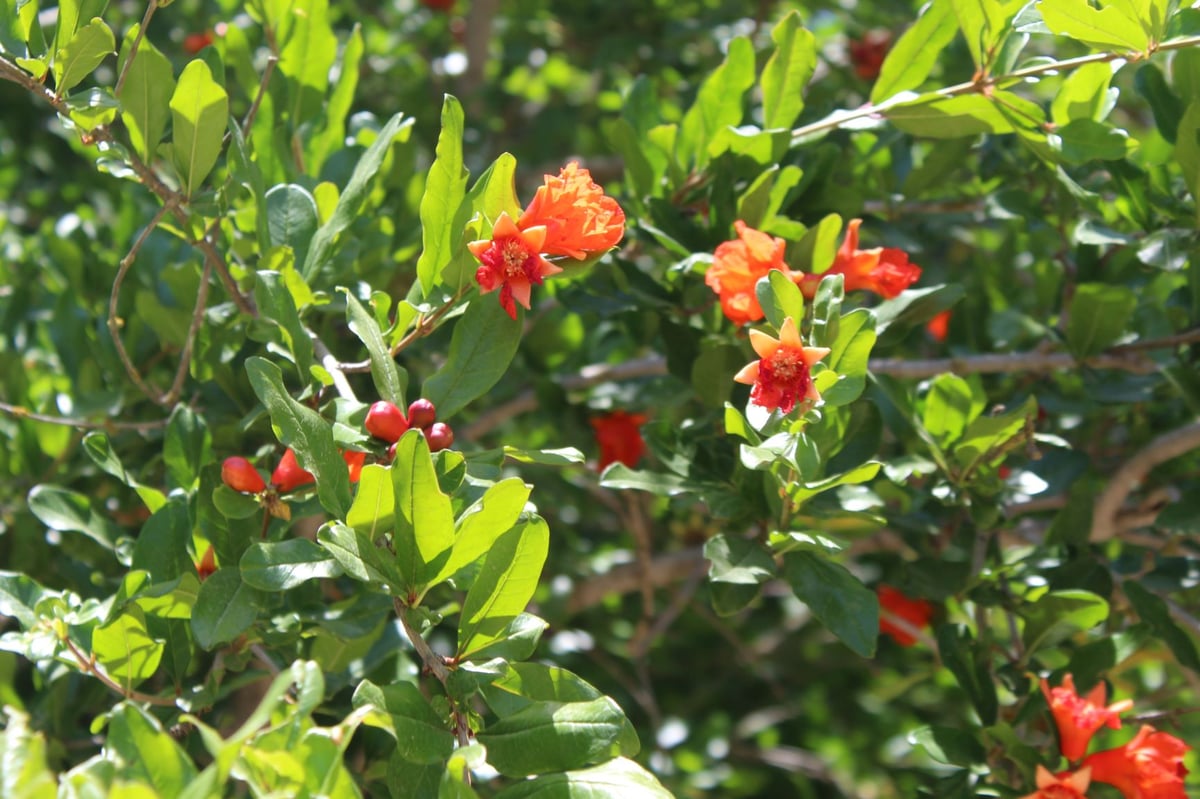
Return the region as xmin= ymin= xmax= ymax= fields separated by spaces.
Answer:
xmin=423 ymin=295 xmax=523 ymax=420
xmin=936 ymin=624 xmax=998 ymax=724
xmin=190 ymin=568 xmax=266 ymax=650
xmin=783 ymin=551 xmax=878 ymax=657
xmin=477 ymin=697 xmax=625 ymax=777
xmin=354 ymin=680 xmax=456 ymax=765
xmin=240 ymin=539 xmax=342 ymax=591
xmin=704 ymin=534 xmax=775 ymax=585
xmin=266 ymin=184 xmax=319 ymax=268
xmin=909 ymin=725 xmax=986 ymax=767
xmin=1125 ymin=581 xmax=1200 ymax=671
xmin=27 ymin=484 xmax=120 ymax=551
xmin=131 ymin=500 xmax=193 ymax=583
xmin=164 ymin=405 xmax=211 ymax=490
xmin=1066 ymin=283 xmax=1136 ymax=357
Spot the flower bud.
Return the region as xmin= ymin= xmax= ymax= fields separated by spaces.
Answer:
xmin=221 ymin=456 xmax=266 ymax=494
xmin=426 ymin=422 xmax=455 ymax=452
xmin=365 ymin=401 xmax=409 ymax=443
xmin=407 ymin=398 xmax=437 ymax=430
xmin=271 ymin=448 xmax=315 ymax=493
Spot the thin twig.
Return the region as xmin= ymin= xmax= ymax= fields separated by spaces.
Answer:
xmin=311 ymin=333 xmax=358 ymax=401
xmin=241 ymin=55 xmax=279 ymax=136
xmin=113 ymin=1 xmax=159 ymax=97
xmin=64 ymin=637 xmax=178 ymax=708
xmin=163 ymin=237 xmax=216 ymax=405
xmin=340 ymin=287 xmax=472 ymax=374
xmin=1090 ymin=420 xmax=1200 ymax=542
xmin=0 ymin=400 xmax=169 ymax=431
xmin=107 ymin=205 xmax=173 ymax=403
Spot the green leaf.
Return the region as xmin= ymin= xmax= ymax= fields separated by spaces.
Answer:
xmin=1176 ymin=101 xmax=1200 ymax=216
xmin=0 ymin=708 xmax=57 ymax=799
xmin=116 ymin=24 xmax=175 ymax=163
xmin=1021 ymin=590 xmax=1109 ymax=652
xmin=392 ymin=430 xmax=456 ymax=593
xmin=164 ymin=405 xmax=211 ymax=491
xmin=53 ymin=17 xmax=113 ymax=94
xmin=255 ymin=270 xmax=315 ymax=383
xmin=1066 ymin=283 xmax=1136 ymax=357
xmin=433 ymin=478 xmax=531 ymax=584
xmin=477 ymin=697 xmax=625 ymax=777
xmin=888 ymin=94 xmax=1015 ymax=138
xmin=1037 ymin=0 xmax=1149 ymax=51
xmin=492 ymin=757 xmax=673 ymax=799
xmin=873 ymin=283 xmax=965 ymax=335
xmin=951 ymin=0 xmax=1013 ymax=67
xmin=760 ymin=12 xmax=816 ymax=130
xmin=1055 ymin=119 xmax=1130 ymax=164
xmin=936 ymin=624 xmax=998 ymax=724
xmin=704 ymin=534 xmax=775 ymax=585
xmin=1054 ymin=62 xmax=1117 ymax=127
xmin=792 ymin=212 xmax=842 ymax=275
xmin=131 ymin=500 xmax=193 ymax=583
xmin=245 ymin=356 xmax=351 ymax=518
xmin=346 ymin=463 xmax=395 ymax=538
xmin=872 ymin=0 xmax=960 ymax=102
xmin=1125 ymin=581 xmax=1200 ymax=671
xmin=353 ymin=680 xmax=456 ymax=765
xmin=0 ymin=572 xmax=52 ymax=629
xmin=460 ymin=613 xmax=549 ymax=664
xmin=923 ymin=374 xmax=977 ymax=448
xmin=423 ymin=295 xmax=523 ymax=420
xmin=106 ymin=704 xmax=197 ymax=795
xmin=27 ymin=484 xmax=120 ymax=551
xmin=953 ymin=395 xmax=1037 ymax=475
xmin=266 ymin=184 xmax=319 ymax=268
xmin=82 ymin=431 xmax=166 ymax=511
xmin=813 ymin=308 xmax=876 ymax=407
xmin=909 ymin=725 xmax=987 ymax=767
xmin=416 ymin=95 xmax=469 ymax=295
xmin=92 ymin=606 xmax=164 ymax=691
xmin=599 ymin=464 xmax=700 ymax=497
xmin=277 ymin=0 xmax=336 ymax=123
xmin=783 ymin=551 xmax=878 ymax=657
xmin=677 ymin=36 xmax=755 ymax=168
xmin=755 ymin=269 xmax=807 ymax=332
xmin=302 ymin=112 xmax=414 ymax=279
xmin=169 ymin=59 xmax=228 ymax=197
xmin=240 ymin=539 xmax=342 ymax=591
xmin=457 ymin=516 xmax=549 ymax=660
xmin=317 ymin=520 xmax=404 ymax=587
xmin=342 ymin=288 xmax=406 ymax=407
xmin=190 ymin=568 xmax=266 ymax=650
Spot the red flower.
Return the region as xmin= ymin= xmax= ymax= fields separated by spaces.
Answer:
xmin=343 ymin=450 xmax=366 ymax=483
xmin=926 ymin=310 xmax=951 ymax=342
xmin=848 ymin=30 xmax=892 ymax=81
xmin=183 ymin=31 xmax=214 ymax=54
xmin=798 ymin=218 xmax=921 ymax=300
xmin=877 ymin=585 xmax=933 ymax=646
xmin=271 ymin=448 xmax=316 ymax=493
xmin=196 ymin=545 xmax=217 ymax=581
xmin=706 ymin=221 xmax=800 ymax=325
xmin=468 ymin=212 xmax=562 ymax=319
xmin=733 ymin=317 xmax=830 ymax=414
xmin=517 ymin=161 xmax=625 ymax=260
xmin=1083 ymin=725 xmax=1191 ymax=799
xmin=1019 ymin=766 xmax=1092 ymax=799
xmin=1041 ymin=674 xmax=1134 ymax=762
xmin=590 ymin=411 xmax=648 ymax=471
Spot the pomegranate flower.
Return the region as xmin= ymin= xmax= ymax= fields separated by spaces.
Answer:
xmin=591 ymin=410 xmax=648 ymax=471
xmin=1041 ymin=674 xmax=1134 ymax=762
xmin=706 ymin=221 xmax=799 ymax=326
xmin=798 ymin=218 xmax=921 ymax=300
xmin=517 ymin=161 xmax=625 ymax=260
xmin=1083 ymin=725 xmax=1191 ymax=799
xmin=1019 ymin=766 xmax=1092 ymax=799
xmin=468 ymin=212 xmax=562 ymax=320
xmin=733 ymin=317 xmax=830 ymax=414
xmin=877 ymin=585 xmax=934 ymax=646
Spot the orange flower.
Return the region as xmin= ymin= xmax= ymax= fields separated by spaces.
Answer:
xmin=590 ymin=411 xmax=648 ymax=471
xmin=271 ymin=448 xmax=315 ymax=493
xmin=877 ymin=585 xmax=933 ymax=646
xmin=1083 ymin=725 xmax=1191 ymax=799
xmin=517 ymin=161 xmax=625 ymax=260
xmin=1019 ymin=766 xmax=1092 ymax=799
xmin=468 ymin=212 xmax=562 ymax=319
xmin=1041 ymin=674 xmax=1134 ymax=762
xmin=797 ymin=218 xmax=921 ymax=300
xmin=733 ymin=317 xmax=830 ymax=414
xmin=706 ymin=221 xmax=799 ymax=325
xmin=926 ymin=310 xmax=951 ymax=342
xmin=343 ymin=450 xmax=367 ymax=483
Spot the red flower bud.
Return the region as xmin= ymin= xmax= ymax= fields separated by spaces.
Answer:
xmin=407 ymin=398 xmax=437 ymax=430
xmin=183 ymin=31 xmax=214 ymax=54
xmin=196 ymin=545 xmax=217 ymax=581
xmin=343 ymin=450 xmax=367 ymax=483
xmin=221 ymin=456 xmax=266 ymax=494
xmin=426 ymin=422 xmax=455 ymax=452
xmin=365 ymin=401 xmax=409 ymax=443
xmin=271 ymin=448 xmax=315 ymax=493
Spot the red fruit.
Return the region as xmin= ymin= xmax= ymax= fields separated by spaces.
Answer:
xmin=426 ymin=422 xmax=455 ymax=452
xmin=385 ymin=442 xmax=397 ymax=463
xmin=222 ymin=456 xmax=266 ymax=494
xmin=407 ymin=398 xmax=437 ymax=430
xmin=365 ymin=400 xmax=409 ymax=442
xmin=271 ymin=448 xmax=315 ymax=493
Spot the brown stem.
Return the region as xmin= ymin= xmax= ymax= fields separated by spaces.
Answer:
xmin=163 ymin=227 xmax=218 ymax=405
xmin=114 ymin=1 xmax=159 ymax=97
xmin=107 ymin=204 xmax=173 ymax=403
xmin=241 ymin=55 xmax=279 ymax=136
xmin=64 ymin=637 xmax=177 ymax=707
xmin=0 ymin=400 xmax=169 ymax=432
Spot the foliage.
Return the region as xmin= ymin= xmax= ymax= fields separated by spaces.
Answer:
xmin=1 ymin=0 xmax=1200 ymax=796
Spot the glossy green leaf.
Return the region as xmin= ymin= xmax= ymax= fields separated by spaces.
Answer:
xmin=1054 ymin=62 xmax=1117 ymax=127
xmin=169 ymin=59 xmax=228 ymax=197
xmin=873 ymin=283 xmax=965 ymax=335
xmin=82 ymin=431 xmax=166 ymax=511
xmin=1125 ymin=581 xmax=1200 ymax=671
xmin=106 ymin=704 xmax=197 ymax=795
xmin=952 ymin=0 xmax=1013 ymax=67
xmin=477 ymin=697 xmax=625 ymax=777
xmin=353 ymin=680 xmax=456 ymax=765
xmin=923 ymin=374 xmax=977 ymax=448
xmin=245 ymin=356 xmax=351 ymax=518
xmin=240 ymin=539 xmax=342 ymax=591
xmin=1066 ymin=283 xmax=1136 ymax=357
xmin=755 ymin=269 xmax=807 ymax=332
xmin=761 ymin=12 xmax=816 ymax=130
xmin=492 ymin=757 xmax=673 ymax=799
xmin=813 ymin=308 xmax=875 ymax=407
xmin=303 ymin=111 xmax=414 ymax=279
xmin=255 ymin=271 xmax=314 ymax=382
xmin=27 ymin=484 xmax=120 ymax=551
xmin=391 ymin=430 xmax=455 ymax=592
xmin=872 ymin=0 xmax=960 ymax=102
xmin=1037 ymin=0 xmax=1149 ymax=51
xmin=342 ymin=288 xmax=406 ymax=407
xmin=92 ymin=606 xmax=163 ymax=690
xmin=116 ymin=29 xmax=175 ymax=165
xmin=705 ymin=534 xmax=775 ymax=585
xmin=909 ymin=725 xmax=987 ymax=767
xmin=677 ymin=36 xmax=755 ymax=168
xmin=416 ymin=95 xmax=469 ymax=295
xmin=53 ymin=16 xmax=112 ymax=94
xmin=317 ymin=520 xmax=404 ymax=587
xmin=888 ymin=94 xmax=1015 ymax=138
xmin=936 ymin=624 xmax=998 ymax=724
xmin=783 ymin=551 xmax=878 ymax=657
xmin=277 ymin=0 xmax=336 ymax=123
xmin=190 ymin=568 xmax=266 ymax=650
xmin=953 ymin=395 xmax=1037 ymax=475
xmin=423 ymin=294 xmax=523 ymax=420
xmin=1021 ymin=590 xmax=1109 ymax=652
xmin=164 ymin=405 xmax=211 ymax=491
xmin=131 ymin=500 xmax=192 ymax=584
xmin=433 ymin=478 xmax=530 ymax=584
xmin=458 ymin=516 xmax=549 ymax=660
xmin=265 ymin=184 xmax=318 ymax=268
xmin=346 ymin=464 xmax=395 ymax=538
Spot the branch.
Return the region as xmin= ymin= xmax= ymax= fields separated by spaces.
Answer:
xmin=1090 ymin=420 xmax=1200 ymax=542
xmin=64 ymin=638 xmax=178 ymax=708
xmin=0 ymin=401 xmax=169 ymax=432
xmin=113 ymin=1 xmax=158 ymax=97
